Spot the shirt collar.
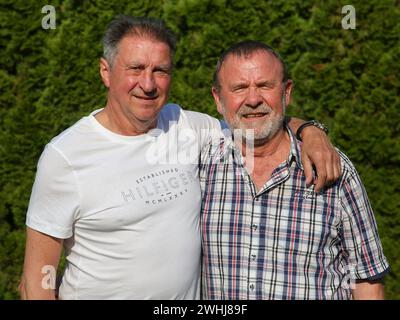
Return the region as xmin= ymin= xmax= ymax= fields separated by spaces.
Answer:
xmin=286 ymin=125 xmax=304 ymax=171
xmin=224 ymin=123 xmax=304 ymax=171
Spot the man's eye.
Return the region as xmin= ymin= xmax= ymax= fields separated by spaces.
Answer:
xmin=260 ymin=84 xmax=273 ymax=90
xmin=155 ymin=69 xmax=170 ymax=75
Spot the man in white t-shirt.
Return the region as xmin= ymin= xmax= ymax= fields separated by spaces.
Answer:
xmin=19 ymin=15 xmax=340 ymax=299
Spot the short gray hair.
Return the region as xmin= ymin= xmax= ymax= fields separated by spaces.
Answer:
xmin=213 ymin=40 xmax=289 ymax=92
xmin=103 ymin=15 xmax=176 ymax=67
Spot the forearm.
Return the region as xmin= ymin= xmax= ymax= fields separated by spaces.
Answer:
xmin=20 ymin=228 xmax=63 ymax=300
xmin=352 ymin=281 xmax=385 ymax=300
xmin=19 ymin=273 xmax=57 ymax=300
xmin=286 ymin=116 xmax=305 ymax=133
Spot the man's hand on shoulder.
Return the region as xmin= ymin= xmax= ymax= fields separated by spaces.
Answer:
xmin=287 ymin=117 xmax=341 ymax=192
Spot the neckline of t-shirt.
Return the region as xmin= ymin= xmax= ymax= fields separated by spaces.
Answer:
xmin=88 ymin=108 xmax=163 ymax=144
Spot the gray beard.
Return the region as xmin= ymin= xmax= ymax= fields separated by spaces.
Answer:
xmin=222 ymin=94 xmax=286 ymax=146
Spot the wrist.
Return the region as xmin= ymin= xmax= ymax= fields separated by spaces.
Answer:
xmin=301 ymin=125 xmax=324 ymax=139
xmin=296 ymin=120 xmax=328 ymax=141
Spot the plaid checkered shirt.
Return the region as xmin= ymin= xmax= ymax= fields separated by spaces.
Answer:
xmin=199 ymin=126 xmax=389 ymax=300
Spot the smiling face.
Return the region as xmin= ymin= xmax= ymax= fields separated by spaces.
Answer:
xmin=212 ymin=50 xmax=292 ymax=143
xmin=100 ymin=35 xmax=172 ymax=132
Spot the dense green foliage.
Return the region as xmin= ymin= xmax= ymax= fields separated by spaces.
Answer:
xmin=1 ymin=0 xmax=399 ymax=299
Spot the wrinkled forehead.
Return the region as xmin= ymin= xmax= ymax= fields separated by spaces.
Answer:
xmin=119 ymin=34 xmax=171 ymax=51
xmin=220 ymin=50 xmax=284 ymax=81
xmin=116 ymin=35 xmax=173 ymax=63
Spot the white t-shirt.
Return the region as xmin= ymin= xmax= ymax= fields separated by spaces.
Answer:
xmin=26 ymin=104 xmax=221 ymax=299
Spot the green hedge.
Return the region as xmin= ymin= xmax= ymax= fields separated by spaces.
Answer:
xmin=1 ymin=0 xmax=399 ymax=299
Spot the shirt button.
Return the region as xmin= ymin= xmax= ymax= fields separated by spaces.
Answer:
xmin=252 ymin=224 xmax=258 ymax=231
xmin=251 ymin=254 xmax=257 ymax=261
xmin=249 ymin=283 xmax=255 ymax=291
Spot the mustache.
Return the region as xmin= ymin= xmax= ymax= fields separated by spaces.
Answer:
xmin=130 ymin=89 xmax=158 ymax=99
xmin=237 ymin=104 xmax=273 ymax=116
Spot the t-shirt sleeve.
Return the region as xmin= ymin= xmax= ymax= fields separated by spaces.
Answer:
xmin=26 ymin=144 xmax=80 ymax=239
xmin=340 ymin=169 xmax=390 ymax=280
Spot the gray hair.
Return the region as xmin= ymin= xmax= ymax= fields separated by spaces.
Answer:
xmin=213 ymin=40 xmax=289 ymax=92
xmin=103 ymin=15 xmax=176 ymax=67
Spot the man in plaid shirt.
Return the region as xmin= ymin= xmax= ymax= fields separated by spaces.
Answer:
xmin=200 ymin=40 xmax=389 ymax=299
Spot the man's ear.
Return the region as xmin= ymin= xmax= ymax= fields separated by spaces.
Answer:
xmin=284 ymin=79 xmax=293 ymax=105
xmin=99 ymin=58 xmax=111 ymax=88
xmin=212 ymin=87 xmax=224 ymax=116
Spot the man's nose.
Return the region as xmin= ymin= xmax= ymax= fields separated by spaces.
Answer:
xmin=139 ymin=71 xmax=157 ymax=95
xmin=244 ymin=88 xmax=263 ymax=108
